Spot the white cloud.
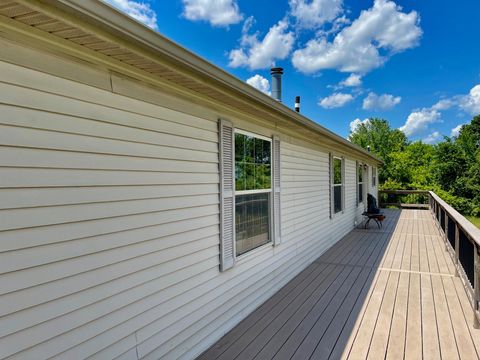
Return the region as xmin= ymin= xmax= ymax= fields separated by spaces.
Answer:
xmin=362 ymin=92 xmax=401 ymax=110
xmin=182 ymin=0 xmax=242 ymax=27
xmin=431 ymin=99 xmax=455 ymax=111
xmin=460 ymin=84 xmax=480 ymax=115
xmin=423 ymin=131 xmax=442 ymax=144
xmin=289 ymin=0 xmax=343 ymax=29
xmin=350 ymin=118 xmax=370 ymax=132
xmin=292 ymin=0 xmax=422 ymax=74
xmin=229 ymin=18 xmax=295 ymax=69
xmin=104 ymin=0 xmax=158 ymax=29
xmin=340 ymin=73 xmax=362 ymax=87
xmin=246 ymin=74 xmax=271 ymax=95
xmin=399 ymin=108 xmax=441 ymax=137
xmin=451 ymin=124 xmax=464 ymax=137
xmin=319 ymin=92 xmax=354 ymax=109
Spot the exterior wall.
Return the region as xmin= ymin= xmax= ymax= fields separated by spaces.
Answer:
xmin=0 ymin=39 xmax=379 ymax=360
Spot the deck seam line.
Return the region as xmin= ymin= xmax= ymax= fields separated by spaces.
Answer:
xmin=378 ymin=268 xmax=455 ymax=277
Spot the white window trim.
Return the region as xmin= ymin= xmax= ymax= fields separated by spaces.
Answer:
xmin=358 ymin=164 xmax=365 ymax=204
xmin=234 ymin=129 xmax=274 ymax=256
xmin=235 ymin=129 xmax=272 ymax=142
xmin=332 ymin=156 xmax=344 ymax=215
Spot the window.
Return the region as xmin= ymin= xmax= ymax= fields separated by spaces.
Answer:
xmin=372 ymin=166 xmax=377 ymax=187
xmin=234 ymin=131 xmax=271 ymax=256
xmin=332 ymin=157 xmax=343 ymax=214
xmin=358 ymin=164 xmax=364 ymax=204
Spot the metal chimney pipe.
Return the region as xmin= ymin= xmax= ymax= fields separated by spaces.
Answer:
xmin=295 ymin=96 xmax=300 ymax=112
xmin=270 ymin=67 xmax=283 ymax=102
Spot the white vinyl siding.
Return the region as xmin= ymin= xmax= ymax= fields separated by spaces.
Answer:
xmin=0 ymin=39 xmax=381 ymax=360
xmin=0 ymin=58 xmax=219 ymax=360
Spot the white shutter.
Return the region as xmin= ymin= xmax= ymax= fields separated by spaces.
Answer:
xmin=272 ymin=136 xmax=281 ymax=245
xmin=219 ymin=119 xmax=235 ymax=271
xmin=355 ymin=160 xmax=359 ymax=207
xmin=341 ymin=156 xmax=345 ymax=213
xmin=329 ymin=153 xmax=333 ymax=219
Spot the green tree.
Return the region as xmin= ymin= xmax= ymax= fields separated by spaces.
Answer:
xmin=349 ymin=118 xmax=408 ymax=182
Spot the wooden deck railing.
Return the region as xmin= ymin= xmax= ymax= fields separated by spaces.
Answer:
xmin=378 ymin=189 xmax=429 ymax=209
xmin=428 ymin=191 xmax=480 ymax=328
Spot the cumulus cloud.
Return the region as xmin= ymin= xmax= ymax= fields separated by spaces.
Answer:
xmin=451 ymin=124 xmax=464 ymax=137
xmin=399 ymin=108 xmax=441 ymax=137
xmin=423 ymin=131 xmax=442 ymax=144
xmin=362 ymin=92 xmax=401 ymax=110
xmin=460 ymin=84 xmax=480 ymax=115
xmin=289 ymin=0 xmax=343 ymax=29
xmin=399 ymin=84 xmax=480 ymax=139
xmin=182 ymin=0 xmax=242 ymax=27
xmin=340 ymin=73 xmax=362 ymax=87
xmin=229 ymin=18 xmax=295 ymax=69
xmin=246 ymin=74 xmax=271 ymax=95
xmin=350 ymin=118 xmax=370 ymax=133
xmin=319 ymin=92 xmax=354 ymax=109
xmin=292 ymin=0 xmax=422 ymax=74
xmin=431 ymin=99 xmax=455 ymax=111
xmin=104 ymin=0 xmax=158 ymax=29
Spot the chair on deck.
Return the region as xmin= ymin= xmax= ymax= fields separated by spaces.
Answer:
xmin=362 ymin=193 xmax=385 ymax=229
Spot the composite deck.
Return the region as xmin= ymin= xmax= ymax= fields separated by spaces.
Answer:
xmin=198 ymin=209 xmax=480 ymax=360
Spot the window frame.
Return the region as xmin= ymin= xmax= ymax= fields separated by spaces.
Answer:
xmin=358 ymin=163 xmax=364 ymax=204
xmin=332 ymin=156 xmax=344 ymax=215
xmin=234 ymin=129 xmax=273 ymax=257
xmin=372 ymin=166 xmax=376 ymax=187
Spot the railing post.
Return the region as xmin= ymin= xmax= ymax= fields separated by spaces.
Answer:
xmin=474 ymin=244 xmax=480 ymax=328
xmin=445 ymin=214 xmax=449 ymax=251
xmin=455 ymin=223 xmax=460 ymax=277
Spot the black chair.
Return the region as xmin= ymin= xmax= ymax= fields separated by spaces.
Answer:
xmin=362 ymin=193 xmax=385 ymax=229
xmin=367 ymin=193 xmax=381 ymax=214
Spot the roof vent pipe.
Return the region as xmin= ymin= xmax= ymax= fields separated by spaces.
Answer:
xmin=270 ymin=67 xmax=283 ymax=102
xmin=295 ymin=96 xmax=300 ymax=112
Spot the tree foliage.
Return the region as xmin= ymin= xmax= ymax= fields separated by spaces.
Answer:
xmin=349 ymin=115 xmax=480 ymax=216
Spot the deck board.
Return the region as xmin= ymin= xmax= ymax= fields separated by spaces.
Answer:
xmin=198 ymin=209 xmax=480 ymax=360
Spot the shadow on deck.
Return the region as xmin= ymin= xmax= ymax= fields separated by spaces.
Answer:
xmin=198 ymin=209 xmax=480 ymax=360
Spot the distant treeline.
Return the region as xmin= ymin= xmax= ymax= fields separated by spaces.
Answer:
xmin=350 ymin=116 xmax=480 ymax=216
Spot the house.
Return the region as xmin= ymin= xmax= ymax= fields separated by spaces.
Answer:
xmin=0 ymin=0 xmax=382 ymax=359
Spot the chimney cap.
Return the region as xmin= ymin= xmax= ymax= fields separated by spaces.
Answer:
xmin=270 ymin=67 xmax=284 ymax=75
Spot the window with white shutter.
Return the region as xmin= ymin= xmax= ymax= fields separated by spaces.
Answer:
xmin=219 ymin=123 xmax=280 ymax=263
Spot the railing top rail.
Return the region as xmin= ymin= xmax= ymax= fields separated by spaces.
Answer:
xmin=429 ymin=191 xmax=480 ymax=247
xmin=379 ymin=190 xmax=429 ymax=195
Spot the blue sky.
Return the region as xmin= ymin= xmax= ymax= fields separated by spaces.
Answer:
xmin=104 ymin=0 xmax=480 ymax=142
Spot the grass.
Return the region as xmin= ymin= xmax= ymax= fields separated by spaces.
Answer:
xmin=466 ymin=216 xmax=480 ymax=229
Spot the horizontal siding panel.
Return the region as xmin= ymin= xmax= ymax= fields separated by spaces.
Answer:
xmin=0 ymin=205 xmax=219 ymax=252
xmin=0 ymin=194 xmax=218 ymax=231
xmin=2 ymin=257 xmax=219 ymax=341
xmin=0 ymin=218 xmax=219 ymax=274
xmin=0 ymin=168 xmax=218 ymax=188
xmin=0 ymin=104 xmax=218 ymax=148
xmin=0 ymin=223 xmax=219 ymax=296
xmin=0 ymin=125 xmax=217 ymax=163
xmin=0 ymin=247 xmax=219 ymax=359
xmin=0 ymin=147 xmax=218 ymax=172
xmin=0 ymin=184 xmax=218 ymax=210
